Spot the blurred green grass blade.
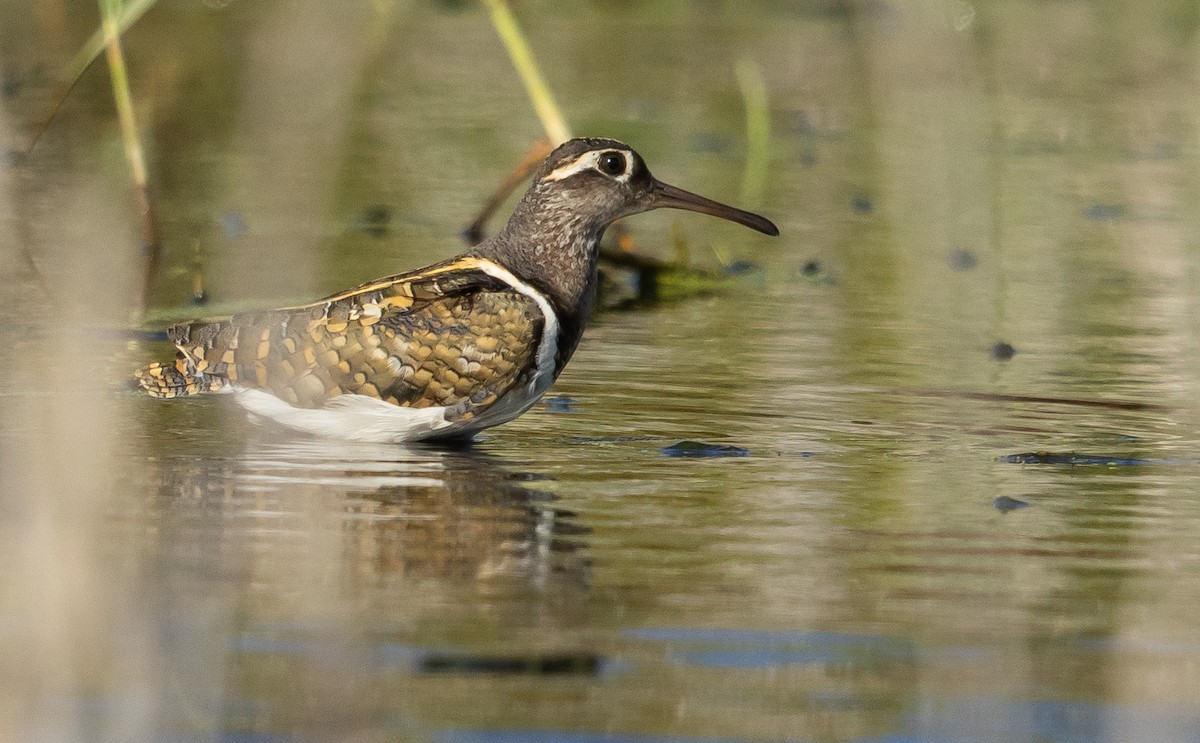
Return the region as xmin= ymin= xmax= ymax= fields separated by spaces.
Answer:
xmin=735 ymin=57 xmax=770 ymax=206
xmin=481 ymin=0 xmax=571 ymax=145
xmin=82 ymin=0 xmax=157 ymax=84
xmin=26 ymin=0 xmax=157 ymax=150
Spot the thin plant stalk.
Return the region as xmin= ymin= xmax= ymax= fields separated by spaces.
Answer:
xmin=480 ymin=0 xmax=571 ymax=146
xmin=100 ymin=0 xmax=161 ymax=316
xmin=735 ymin=57 xmax=770 ymax=206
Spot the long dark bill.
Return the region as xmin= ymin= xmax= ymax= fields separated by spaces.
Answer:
xmin=648 ymin=180 xmax=779 ymax=236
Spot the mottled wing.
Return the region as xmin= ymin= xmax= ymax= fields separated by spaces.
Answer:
xmin=167 ymin=258 xmax=544 ymax=422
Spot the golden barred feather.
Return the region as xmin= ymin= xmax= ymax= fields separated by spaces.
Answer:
xmin=134 ymin=257 xmax=546 ymax=423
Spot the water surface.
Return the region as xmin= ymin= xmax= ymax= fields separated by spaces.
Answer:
xmin=2 ymin=2 xmax=1199 ymax=741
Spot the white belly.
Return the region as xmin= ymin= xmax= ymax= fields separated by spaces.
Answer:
xmin=234 ymin=372 xmax=553 ymax=444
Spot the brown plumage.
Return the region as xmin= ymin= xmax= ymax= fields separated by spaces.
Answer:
xmin=134 ymin=138 xmax=778 ymax=442
xmin=136 ymin=257 xmax=541 ymax=423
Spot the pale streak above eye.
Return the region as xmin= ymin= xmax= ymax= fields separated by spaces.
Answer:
xmin=543 ymin=149 xmax=633 ymax=183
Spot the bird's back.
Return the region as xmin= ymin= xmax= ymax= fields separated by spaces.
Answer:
xmin=134 ymin=256 xmax=554 ymax=437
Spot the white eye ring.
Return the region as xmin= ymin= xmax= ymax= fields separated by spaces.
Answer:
xmin=544 ymin=149 xmax=634 ymax=183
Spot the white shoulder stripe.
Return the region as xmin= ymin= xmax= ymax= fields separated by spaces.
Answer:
xmin=472 ymin=258 xmax=560 ymax=379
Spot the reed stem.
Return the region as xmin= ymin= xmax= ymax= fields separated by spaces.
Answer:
xmin=480 ymin=0 xmax=571 ymax=145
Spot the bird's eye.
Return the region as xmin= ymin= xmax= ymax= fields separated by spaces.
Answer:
xmin=597 ymin=151 xmax=626 ymax=176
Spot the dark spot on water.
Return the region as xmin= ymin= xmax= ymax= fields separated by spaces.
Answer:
xmin=851 ymin=195 xmax=873 ymax=214
xmin=190 ymin=290 xmax=209 ymax=306
xmin=660 ymin=441 xmax=749 ymax=458
xmin=418 ymin=651 xmax=601 ymax=676
xmin=356 ymin=204 xmax=392 ymax=238
xmin=1 ymin=75 xmax=20 ymax=99
xmin=991 ymin=341 xmax=1016 ymax=361
xmin=543 ymin=395 xmax=578 ymax=413
xmin=793 ymin=259 xmax=836 ymax=286
xmin=724 ymin=260 xmax=759 ymax=276
xmin=572 ymin=435 xmax=665 ymax=444
xmin=993 ymin=496 xmax=1030 ymax=512
xmin=508 ymin=472 xmax=551 ymax=482
xmin=1000 ymin=451 xmax=1157 ymax=466
xmin=948 ymin=249 xmax=978 ymax=271
xmin=219 ymin=211 xmax=247 ymax=239
xmin=1084 ymin=203 xmax=1126 ymax=221
xmin=800 ymin=150 xmax=817 ymax=167
xmin=1002 ymin=451 xmax=1059 ymax=464
xmin=790 ymin=111 xmax=817 ymax=137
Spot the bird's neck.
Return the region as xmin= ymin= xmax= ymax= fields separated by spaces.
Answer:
xmin=475 ymin=191 xmax=607 ymax=350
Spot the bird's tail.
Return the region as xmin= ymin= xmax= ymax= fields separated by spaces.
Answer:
xmin=132 ymin=355 xmax=227 ymax=398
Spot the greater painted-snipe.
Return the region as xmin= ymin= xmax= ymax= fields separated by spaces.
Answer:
xmin=134 ymin=138 xmax=779 ymax=442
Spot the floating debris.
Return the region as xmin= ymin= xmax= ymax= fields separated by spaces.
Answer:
xmin=355 ymin=204 xmax=392 ymax=238
xmin=1083 ymin=203 xmax=1126 ymax=221
xmin=418 ymin=651 xmax=601 ymax=676
xmin=793 ymin=258 xmax=835 ymax=286
xmin=542 ymin=395 xmax=578 ymax=413
xmin=993 ymin=496 xmax=1030 ymax=512
xmin=913 ymin=389 xmax=1167 ymax=412
xmin=596 ymin=246 xmax=743 ymax=308
xmin=660 ymin=441 xmax=750 ymax=458
xmin=724 ymin=260 xmax=759 ymax=276
xmin=1000 ymin=452 xmax=1157 ymax=466
xmin=990 ymin=341 xmax=1016 ymax=361
xmin=572 ymin=435 xmax=666 ymax=444
xmin=507 ymin=471 xmax=552 ymax=482
xmin=948 ymin=248 xmax=978 ymax=271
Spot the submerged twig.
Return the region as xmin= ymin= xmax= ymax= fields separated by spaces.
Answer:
xmin=461 ymin=138 xmax=553 ymax=245
xmin=480 ymin=0 xmax=571 ymax=145
xmin=100 ymin=0 xmax=161 ymax=317
xmin=190 ymin=239 xmax=207 ymax=305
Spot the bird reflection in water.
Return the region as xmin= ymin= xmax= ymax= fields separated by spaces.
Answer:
xmin=168 ymin=437 xmax=592 ymax=592
xmin=332 ymin=444 xmax=590 ymax=591
xmin=144 ymin=435 xmax=597 ymax=674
